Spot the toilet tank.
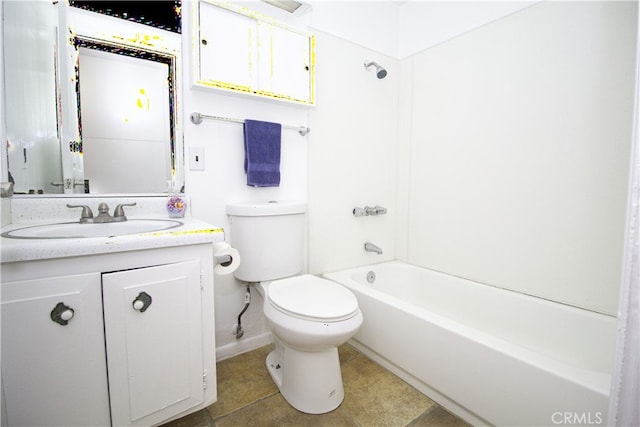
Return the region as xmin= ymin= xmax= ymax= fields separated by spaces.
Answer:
xmin=226 ymin=201 xmax=306 ymax=282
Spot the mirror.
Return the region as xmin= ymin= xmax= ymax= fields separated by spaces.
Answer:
xmin=2 ymin=1 xmax=183 ymax=195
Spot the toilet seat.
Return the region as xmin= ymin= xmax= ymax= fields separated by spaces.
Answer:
xmin=267 ymin=275 xmax=359 ymax=322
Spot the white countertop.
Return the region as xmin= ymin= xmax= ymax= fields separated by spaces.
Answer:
xmin=1 ymin=217 xmax=224 ymax=263
xmin=1 ymin=195 xmax=226 ymax=263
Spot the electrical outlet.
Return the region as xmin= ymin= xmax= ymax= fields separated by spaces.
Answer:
xmin=189 ymin=147 xmax=205 ymax=171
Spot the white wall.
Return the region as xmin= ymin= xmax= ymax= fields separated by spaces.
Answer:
xmin=309 ymin=1 xmax=400 ymax=57
xmin=186 ymin=0 xmax=401 ymax=355
xmin=404 ymin=1 xmax=637 ymax=315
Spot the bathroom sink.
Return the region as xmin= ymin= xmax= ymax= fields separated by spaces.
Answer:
xmin=2 ymin=219 xmax=183 ymax=239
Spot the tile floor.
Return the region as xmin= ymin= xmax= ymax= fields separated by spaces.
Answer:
xmin=162 ymin=343 xmax=470 ymax=427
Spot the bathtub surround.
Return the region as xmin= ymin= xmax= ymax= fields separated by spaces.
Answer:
xmin=308 ymin=30 xmax=399 ymax=273
xmin=402 ymin=1 xmax=636 ymax=316
xmin=309 ymin=1 xmax=637 ymax=313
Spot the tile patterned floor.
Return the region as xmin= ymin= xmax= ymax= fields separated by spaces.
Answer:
xmin=162 ymin=344 xmax=470 ymax=427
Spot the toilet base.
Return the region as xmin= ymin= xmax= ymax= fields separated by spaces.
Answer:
xmin=265 ymin=340 xmax=345 ymax=414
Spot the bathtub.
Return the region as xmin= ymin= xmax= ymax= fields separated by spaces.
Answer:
xmin=324 ymin=261 xmax=617 ymax=426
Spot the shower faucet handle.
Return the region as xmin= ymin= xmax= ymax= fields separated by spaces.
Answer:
xmin=353 ymin=207 xmax=367 ymax=217
xmin=374 ymin=206 xmax=387 ymax=215
xmin=364 ymin=206 xmax=378 ymax=215
xmin=353 ymin=206 xmax=387 ymax=216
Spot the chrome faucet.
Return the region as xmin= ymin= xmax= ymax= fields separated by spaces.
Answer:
xmin=353 ymin=206 xmax=387 ymax=217
xmin=94 ymin=202 xmax=137 ymax=223
xmin=364 ymin=242 xmax=383 ymax=255
xmin=67 ymin=202 xmax=136 ymax=223
xmin=93 ymin=203 xmax=115 ymax=223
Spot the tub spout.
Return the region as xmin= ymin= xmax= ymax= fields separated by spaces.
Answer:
xmin=364 ymin=242 xmax=383 ymax=255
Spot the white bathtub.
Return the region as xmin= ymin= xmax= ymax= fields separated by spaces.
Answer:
xmin=324 ymin=261 xmax=617 ymax=426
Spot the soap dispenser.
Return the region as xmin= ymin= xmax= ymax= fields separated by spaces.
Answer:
xmin=166 ymin=180 xmax=187 ymax=218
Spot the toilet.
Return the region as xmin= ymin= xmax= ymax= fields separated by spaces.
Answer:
xmin=226 ymin=201 xmax=363 ymax=414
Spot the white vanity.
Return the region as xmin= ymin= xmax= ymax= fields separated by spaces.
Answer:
xmin=1 ymin=197 xmax=222 ymax=427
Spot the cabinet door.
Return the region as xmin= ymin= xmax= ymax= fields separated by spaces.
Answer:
xmin=198 ymin=1 xmax=257 ymax=92
xmin=1 ymin=273 xmax=111 ymax=427
xmin=257 ymin=23 xmax=313 ymax=103
xmin=103 ymin=260 xmax=204 ymax=427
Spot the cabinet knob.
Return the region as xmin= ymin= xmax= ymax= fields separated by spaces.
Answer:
xmin=51 ymin=302 xmax=75 ymax=326
xmin=132 ymin=291 xmax=152 ymax=312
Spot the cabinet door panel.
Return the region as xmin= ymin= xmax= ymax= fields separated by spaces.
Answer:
xmin=1 ymin=273 xmax=110 ymax=427
xmin=257 ymin=24 xmax=312 ymax=102
xmin=198 ymin=1 xmax=256 ymax=91
xmin=103 ymin=260 xmax=203 ymax=426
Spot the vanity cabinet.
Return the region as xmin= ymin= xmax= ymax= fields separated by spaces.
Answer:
xmin=1 ymin=243 xmax=217 ymax=427
xmin=195 ymin=0 xmax=315 ymax=105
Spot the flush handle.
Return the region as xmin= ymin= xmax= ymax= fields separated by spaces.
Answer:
xmin=132 ymin=292 xmax=152 ymax=312
xmin=51 ymin=302 xmax=75 ymax=326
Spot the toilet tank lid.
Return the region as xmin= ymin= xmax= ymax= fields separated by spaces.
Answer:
xmin=226 ymin=201 xmax=307 ymax=216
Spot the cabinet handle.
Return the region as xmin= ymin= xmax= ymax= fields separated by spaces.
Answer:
xmin=132 ymin=292 xmax=152 ymax=312
xmin=51 ymin=302 xmax=75 ymax=326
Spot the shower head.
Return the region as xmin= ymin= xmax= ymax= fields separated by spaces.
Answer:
xmin=364 ymin=61 xmax=387 ymax=79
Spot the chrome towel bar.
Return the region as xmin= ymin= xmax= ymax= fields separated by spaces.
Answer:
xmin=190 ymin=112 xmax=310 ymax=136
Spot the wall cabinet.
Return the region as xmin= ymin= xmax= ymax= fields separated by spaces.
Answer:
xmin=195 ymin=0 xmax=315 ymax=105
xmin=1 ymin=245 xmax=216 ymax=427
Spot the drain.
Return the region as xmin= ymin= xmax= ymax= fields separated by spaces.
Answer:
xmin=366 ymin=271 xmax=376 ymax=283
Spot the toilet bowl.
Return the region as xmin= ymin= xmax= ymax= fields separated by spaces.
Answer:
xmin=226 ymin=201 xmax=363 ymax=414
xmin=257 ymin=275 xmax=363 ymax=414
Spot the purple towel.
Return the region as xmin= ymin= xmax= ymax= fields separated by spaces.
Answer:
xmin=243 ymin=119 xmax=282 ymax=187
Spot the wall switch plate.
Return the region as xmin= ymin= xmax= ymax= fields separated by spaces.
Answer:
xmin=189 ymin=147 xmax=205 ymax=171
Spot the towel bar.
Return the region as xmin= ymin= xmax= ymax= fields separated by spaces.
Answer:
xmin=190 ymin=112 xmax=310 ymax=136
